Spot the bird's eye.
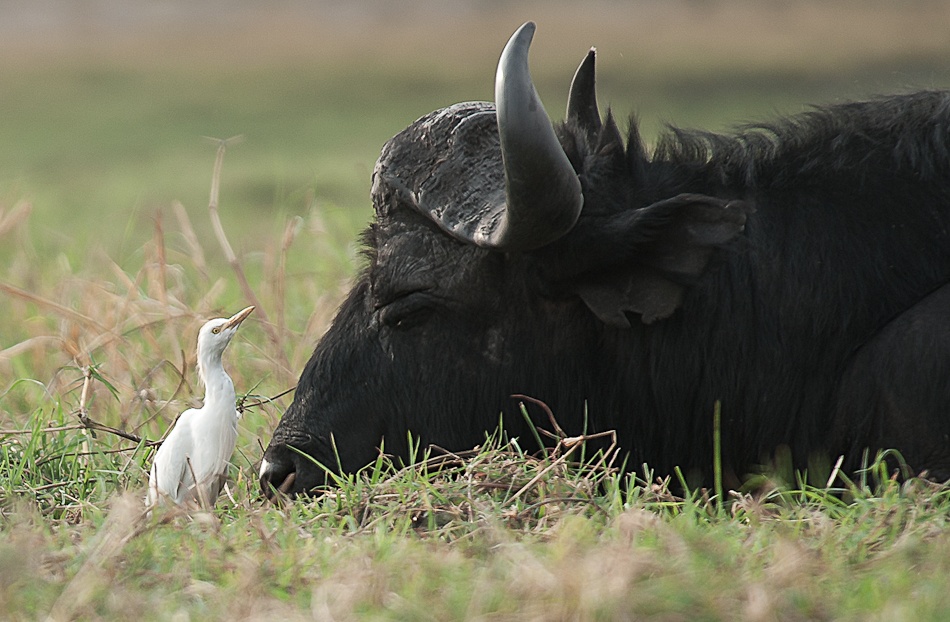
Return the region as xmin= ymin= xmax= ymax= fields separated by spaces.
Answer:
xmin=212 ymin=327 xmax=221 ymax=334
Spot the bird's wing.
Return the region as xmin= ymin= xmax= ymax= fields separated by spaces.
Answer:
xmin=188 ymin=407 xmax=239 ymax=507
xmin=148 ymin=410 xmax=196 ymax=504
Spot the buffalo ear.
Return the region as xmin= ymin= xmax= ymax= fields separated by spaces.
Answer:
xmin=569 ymin=193 xmax=751 ymax=327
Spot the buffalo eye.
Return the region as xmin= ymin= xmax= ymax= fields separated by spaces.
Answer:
xmin=377 ymin=291 xmax=436 ymax=330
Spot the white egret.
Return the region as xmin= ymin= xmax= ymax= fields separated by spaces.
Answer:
xmin=147 ymin=306 xmax=254 ymax=509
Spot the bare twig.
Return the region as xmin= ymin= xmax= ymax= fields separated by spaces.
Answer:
xmin=37 ymin=445 xmax=154 ymax=466
xmin=207 ymin=136 xmax=249 ymax=270
xmin=122 ymin=355 xmax=189 ymax=427
xmin=185 ymin=456 xmax=211 ymax=510
xmin=34 ymin=379 xmax=294 ymax=457
xmin=826 ymin=454 xmax=846 ymax=489
xmin=77 ymin=366 xmax=94 ymax=429
xmin=237 ymin=385 xmax=296 ymax=413
xmin=512 ymin=394 xmax=566 ymax=439
xmin=0 ymin=424 xmax=87 ymax=436
xmin=204 ymin=136 xmax=287 ymax=369
xmin=506 ymin=441 xmax=582 ymax=506
xmin=75 ymin=416 xmax=160 ymax=447
xmin=72 ymin=365 xmax=161 ymax=447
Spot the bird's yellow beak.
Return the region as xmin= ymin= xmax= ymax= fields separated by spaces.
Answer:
xmin=222 ymin=305 xmax=255 ymax=330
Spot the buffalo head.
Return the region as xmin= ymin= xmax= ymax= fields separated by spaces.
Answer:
xmin=259 ymin=23 xmax=748 ymax=497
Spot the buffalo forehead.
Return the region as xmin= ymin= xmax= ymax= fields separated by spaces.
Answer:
xmin=372 ymin=101 xmax=506 ymax=226
xmin=376 ymin=101 xmax=497 ymax=179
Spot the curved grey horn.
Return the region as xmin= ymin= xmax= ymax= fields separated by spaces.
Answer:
xmin=566 ymin=48 xmax=602 ymax=142
xmin=489 ymin=21 xmax=583 ymax=251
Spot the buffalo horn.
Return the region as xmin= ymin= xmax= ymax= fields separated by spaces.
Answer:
xmin=490 ymin=21 xmax=584 ymax=251
xmin=566 ymin=48 xmax=602 ymax=141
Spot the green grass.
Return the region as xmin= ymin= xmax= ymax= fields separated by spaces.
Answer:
xmin=5 ymin=2 xmax=950 ymax=619
xmin=5 ymin=423 xmax=950 ymax=619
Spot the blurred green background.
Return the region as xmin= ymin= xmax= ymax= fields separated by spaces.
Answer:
xmin=3 ymin=0 xmax=950 ymax=263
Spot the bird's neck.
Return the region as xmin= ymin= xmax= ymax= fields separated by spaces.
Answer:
xmin=198 ymin=352 xmax=236 ymax=412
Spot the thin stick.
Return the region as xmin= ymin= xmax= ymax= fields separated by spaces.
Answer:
xmin=38 ymin=445 xmax=153 ymax=464
xmin=39 ymin=381 xmax=294 ymax=453
xmin=204 ymin=136 xmax=286 ymax=366
xmin=512 ymin=394 xmax=566 ymax=439
xmin=506 ymin=442 xmax=581 ymax=506
xmin=76 ymin=414 xmax=160 ymax=447
xmin=122 ymin=356 xmax=189 ymax=426
xmin=0 ymin=424 xmax=87 ymax=436
xmin=77 ymin=366 xmax=94 ymax=428
xmin=74 ymin=366 xmax=95 ymax=460
xmin=237 ymin=385 xmax=297 ymax=413
xmin=72 ymin=365 xmax=161 ymax=447
xmin=826 ymin=454 xmax=845 ymax=489
xmin=185 ymin=456 xmax=210 ymax=509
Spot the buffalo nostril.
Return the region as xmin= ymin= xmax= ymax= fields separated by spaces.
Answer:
xmin=260 ymin=458 xmax=297 ymax=501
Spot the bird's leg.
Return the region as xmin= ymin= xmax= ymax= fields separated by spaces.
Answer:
xmin=185 ymin=456 xmax=210 ymax=510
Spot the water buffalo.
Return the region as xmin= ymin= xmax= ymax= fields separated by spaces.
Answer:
xmin=260 ymin=22 xmax=950 ymax=497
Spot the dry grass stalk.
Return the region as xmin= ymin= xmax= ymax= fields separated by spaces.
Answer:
xmin=276 ymin=216 xmax=303 ymax=348
xmin=205 ymin=136 xmax=290 ymax=376
xmin=150 ymin=211 xmax=169 ymax=311
xmin=171 ymin=199 xmax=209 ymax=280
xmin=0 ymin=335 xmax=62 ymax=362
xmin=298 ymin=423 xmax=622 ymax=538
xmin=0 ymin=282 xmax=109 ymax=335
xmin=206 ymin=136 xmax=244 ymax=262
xmin=0 ymin=200 xmax=32 ymax=238
xmin=44 ymin=494 xmax=151 ymax=622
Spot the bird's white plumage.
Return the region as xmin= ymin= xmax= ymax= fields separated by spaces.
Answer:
xmin=146 ymin=306 xmax=253 ymax=509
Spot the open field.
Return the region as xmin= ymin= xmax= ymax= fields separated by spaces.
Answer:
xmin=4 ymin=1 xmax=950 ymax=619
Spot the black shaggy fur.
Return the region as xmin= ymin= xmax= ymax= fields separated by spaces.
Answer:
xmin=261 ymin=80 xmax=950 ymax=496
xmin=652 ymin=91 xmax=950 ymax=189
